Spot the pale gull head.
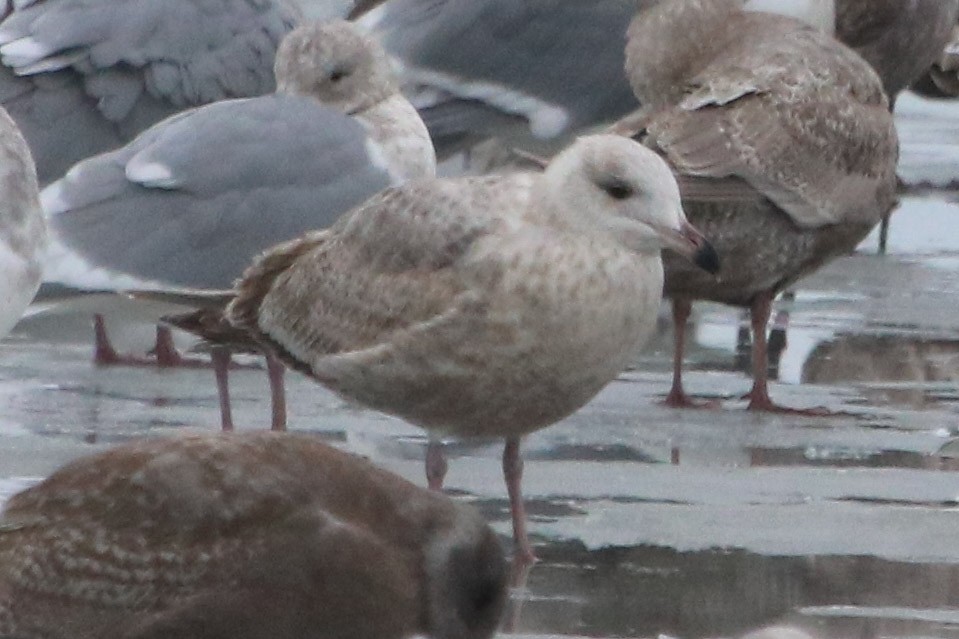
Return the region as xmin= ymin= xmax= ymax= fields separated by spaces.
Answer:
xmin=274 ymin=20 xmax=398 ymax=114
xmin=538 ymin=134 xmax=720 ymax=273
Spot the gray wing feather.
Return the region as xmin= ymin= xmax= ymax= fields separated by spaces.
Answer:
xmin=0 ymin=0 xmax=300 ymax=102
xmin=371 ymin=0 xmax=640 ymax=140
xmin=48 ymin=94 xmax=395 ymax=289
xmin=0 ymin=0 xmax=300 ymax=183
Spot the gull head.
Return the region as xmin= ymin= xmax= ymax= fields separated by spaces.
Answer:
xmin=542 ymin=135 xmax=720 ymax=274
xmin=424 ymin=503 xmax=508 ymax=639
xmin=274 ymin=20 xmax=398 ymax=114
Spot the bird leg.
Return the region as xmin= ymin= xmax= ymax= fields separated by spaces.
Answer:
xmin=154 ymin=326 xmax=198 ymax=367
xmin=93 ymin=314 xmax=159 ymax=366
xmin=211 ymin=346 xmax=234 ymax=431
xmin=503 ymin=437 xmax=536 ymax=565
xmin=877 ymin=214 xmax=890 ymax=255
xmin=425 ymin=439 xmax=448 ymax=491
xmin=93 ymin=315 xmax=205 ymax=368
xmin=745 ymin=292 xmax=831 ymax=416
xmin=662 ymin=298 xmax=719 ymax=409
xmin=265 ymin=351 xmax=287 ymax=431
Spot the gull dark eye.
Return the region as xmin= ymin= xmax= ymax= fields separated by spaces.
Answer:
xmin=329 ymin=69 xmax=349 ymax=82
xmin=601 ymin=180 xmax=633 ymax=200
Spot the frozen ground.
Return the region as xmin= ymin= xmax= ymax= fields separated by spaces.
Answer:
xmin=0 ymin=94 xmax=958 ymax=638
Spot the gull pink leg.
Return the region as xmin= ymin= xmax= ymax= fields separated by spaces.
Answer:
xmin=211 ymin=347 xmax=234 ymax=432
xmin=426 ymin=440 xmax=448 ymax=491
xmin=266 ymin=351 xmax=287 ymax=431
xmin=503 ymin=437 xmax=536 ymax=565
xmin=662 ymin=298 xmax=718 ymax=409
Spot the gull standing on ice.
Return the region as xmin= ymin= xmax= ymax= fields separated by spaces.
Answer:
xmin=222 ymin=134 xmax=719 ymax=562
xmin=41 ymin=20 xmax=436 ymax=431
xmin=622 ymin=0 xmax=898 ymax=413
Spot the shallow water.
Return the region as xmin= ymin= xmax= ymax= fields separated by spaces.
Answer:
xmin=2 ymin=95 xmax=959 ymax=639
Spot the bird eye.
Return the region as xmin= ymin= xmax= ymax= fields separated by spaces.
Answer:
xmin=329 ymin=69 xmax=349 ymax=82
xmin=602 ymin=181 xmax=633 ymax=200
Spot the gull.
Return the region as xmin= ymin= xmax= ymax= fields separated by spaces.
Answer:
xmin=0 ymin=432 xmax=508 ymax=639
xmin=220 ymin=134 xmax=719 ymax=561
xmin=40 ymin=20 xmax=435 ymax=431
xmin=0 ymin=104 xmax=44 ymax=340
xmin=622 ymin=0 xmax=899 ymax=412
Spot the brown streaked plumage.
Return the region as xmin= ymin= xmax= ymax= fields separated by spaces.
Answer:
xmin=913 ymin=22 xmax=959 ymax=98
xmin=836 ymin=0 xmax=959 ymax=252
xmin=0 ymin=432 xmax=508 ymax=639
xmin=836 ymin=0 xmax=959 ymax=107
xmin=220 ymin=135 xmax=718 ymax=562
xmin=623 ymin=0 xmax=899 ymax=412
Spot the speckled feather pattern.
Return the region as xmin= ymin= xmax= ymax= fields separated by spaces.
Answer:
xmin=228 ymin=160 xmax=668 ymax=438
xmin=0 ymin=105 xmax=43 ymax=338
xmin=624 ymin=0 xmax=898 ymax=307
xmin=663 ymin=197 xmax=874 ymax=306
xmin=0 ymin=432 xmax=508 ymax=639
xmin=632 ymin=8 xmax=898 ymax=229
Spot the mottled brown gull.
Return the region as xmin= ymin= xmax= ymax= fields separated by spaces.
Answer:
xmin=913 ymin=22 xmax=959 ymax=98
xmin=835 ymin=0 xmax=959 ymax=252
xmin=836 ymin=0 xmax=959 ymax=107
xmin=623 ymin=0 xmax=899 ymax=412
xmin=0 ymin=432 xmax=508 ymax=639
xmin=221 ymin=134 xmax=719 ymax=562
xmin=41 ymin=20 xmax=436 ymax=432
xmin=0 ymin=104 xmax=44 ymax=339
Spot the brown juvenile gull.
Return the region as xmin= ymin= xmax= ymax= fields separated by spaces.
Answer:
xmin=623 ymin=0 xmax=899 ymax=413
xmin=835 ymin=0 xmax=959 ymax=253
xmin=41 ymin=20 xmax=436 ymax=432
xmin=0 ymin=104 xmax=44 ymax=339
xmin=220 ymin=134 xmax=719 ymax=562
xmin=0 ymin=432 xmax=508 ymax=639
xmin=913 ymin=21 xmax=959 ymax=98
xmin=836 ymin=0 xmax=959 ymax=108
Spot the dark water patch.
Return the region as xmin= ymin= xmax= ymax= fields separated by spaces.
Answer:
xmin=510 ymin=543 xmax=959 ymax=639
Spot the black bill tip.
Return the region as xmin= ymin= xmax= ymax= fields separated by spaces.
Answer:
xmin=693 ymin=240 xmax=721 ymax=275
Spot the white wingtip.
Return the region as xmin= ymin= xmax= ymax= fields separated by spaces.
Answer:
xmin=39 ymin=181 xmax=68 ymax=216
xmin=353 ymin=3 xmax=387 ymax=33
xmin=125 ymin=160 xmax=178 ymax=189
xmin=0 ymin=37 xmax=50 ymax=68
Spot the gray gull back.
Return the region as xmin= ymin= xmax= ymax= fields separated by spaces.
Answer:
xmin=0 ymin=0 xmax=302 ymax=185
xmin=41 ymin=19 xmax=435 ymax=291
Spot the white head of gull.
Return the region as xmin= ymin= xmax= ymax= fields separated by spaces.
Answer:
xmin=622 ymin=0 xmax=899 ymax=413
xmin=0 ymin=432 xmax=508 ymax=639
xmin=39 ymin=19 xmax=436 ymax=433
xmin=0 ymin=105 xmax=44 ymax=339
xmin=223 ymin=134 xmax=719 ymax=562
